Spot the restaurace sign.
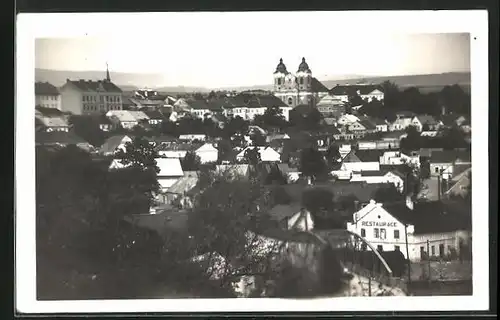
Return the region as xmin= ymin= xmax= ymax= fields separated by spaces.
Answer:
xmin=361 ymin=221 xmax=398 ymax=228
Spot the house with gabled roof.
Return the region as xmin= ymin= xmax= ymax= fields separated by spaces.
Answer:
xmin=444 ymin=167 xmax=471 ymax=199
xmin=99 ymin=134 xmax=133 ymax=156
xmin=106 ymin=110 xmax=149 ymax=129
xmin=59 ymin=67 xmax=123 ymax=115
xmin=348 ymin=119 xmax=377 ymax=133
xmin=35 ymin=131 xmax=92 ymax=151
xmin=411 ymin=115 xmax=441 ymax=132
xmin=338 ymin=150 xmax=380 ymax=173
xmin=429 ymin=150 xmax=471 ymax=179
xmin=35 ymin=82 xmax=62 ymax=110
xmin=346 ymin=199 xmax=472 ymax=261
xmin=329 ymin=84 xmax=384 ymax=102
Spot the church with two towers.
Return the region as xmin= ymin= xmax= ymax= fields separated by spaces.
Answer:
xmin=272 ymin=57 xmax=330 ymax=108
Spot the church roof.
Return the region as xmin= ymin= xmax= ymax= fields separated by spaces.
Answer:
xmin=311 ymin=78 xmax=329 ymax=93
xmin=297 ymin=57 xmax=312 ymax=73
xmin=274 ymin=58 xmax=289 ymax=74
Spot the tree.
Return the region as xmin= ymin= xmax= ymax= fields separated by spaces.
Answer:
xmin=69 ymin=115 xmax=108 ymax=147
xmin=254 ymin=106 xmax=287 ymax=131
xmin=305 ymin=108 xmax=322 ymax=131
xmin=326 ymin=144 xmax=341 ymax=169
xmin=270 ymin=185 xmax=291 ymax=205
xmin=242 ymin=147 xmax=261 ymax=166
xmin=113 ymin=136 xmax=161 ymax=211
xmin=302 ymin=188 xmax=335 ymax=214
xmin=250 ymin=132 xmax=267 ymax=147
xmin=160 ymin=120 xmax=179 ymax=136
xmin=181 ymin=151 xmax=202 ymax=171
xmin=187 ymin=178 xmax=279 ymax=293
xmin=373 ymin=184 xmax=404 ymax=203
xmin=299 ymin=147 xmax=328 ymax=183
xmin=224 ymin=116 xmax=250 ymax=138
xmin=265 ymin=166 xmax=288 ymax=185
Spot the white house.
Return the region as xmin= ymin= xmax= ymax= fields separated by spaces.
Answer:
xmin=389 ymin=116 xmax=414 ymax=132
xmin=236 ymin=146 xmax=282 ymax=163
xmin=341 ymin=151 xmax=380 ymax=172
xmin=35 ymin=115 xmax=70 ymax=132
xmin=346 ymin=199 xmax=472 ymax=262
xmin=35 ymin=82 xmax=62 ymax=110
xmin=379 ymin=151 xmax=420 ymax=167
xmin=411 ymin=115 xmax=440 ymax=132
xmin=155 ymin=158 xmax=185 ymax=191
xmin=99 ymin=135 xmax=133 ymax=156
xmin=194 ymin=143 xmax=219 ymax=164
xmin=106 ymin=110 xmax=149 ymax=129
xmin=337 ymin=114 xmax=360 ymax=126
xmin=350 ymin=171 xmax=405 ymax=192
xmin=179 ymin=134 xmax=207 ymax=142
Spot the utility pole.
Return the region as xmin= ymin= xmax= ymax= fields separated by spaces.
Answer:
xmin=437 ymin=172 xmax=441 ymax=201
xmin=404 ymin=224 xmax=411 ymax=284
xmin=426 ymin=240 xmax=431 ymax=281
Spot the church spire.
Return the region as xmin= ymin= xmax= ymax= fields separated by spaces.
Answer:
xmin=105 ymin=62 xmax=111 ymax=82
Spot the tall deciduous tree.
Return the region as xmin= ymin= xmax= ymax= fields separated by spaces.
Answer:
xmin=243 ymin=147 xmax=261 ymax=166
xmin=299 ymin=147 xmax=327 ymax=183
xmin=181 ymin=151 xmax=202 ymax=171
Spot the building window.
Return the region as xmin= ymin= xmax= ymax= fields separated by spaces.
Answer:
xmin=435 ymin=167 xmax=440 ymax=173
xmin=380 ymin=228 xmax=386 ymax=240
xmin=377 ymin=245 xmax=383 ymax=252
xmin=431 ymin=245 xmax=435 ymax=256
xmin=299 ymin=78 xmax=304 ymax=85
xmin=360 ymin=228 xmax=366 ymax=237
xmin=361 ymin=243 xmax=367 ymax=251
xmin=394 ymin=245 xmax=400 ymax=251
xmin=277 ymin=79 xmax=282 ymax=85
xmin=439 ymin=244 xmax=445 ymax=258
xmin=394 ymin=230 xmax=400 ymax=239
xmin=288 ymin=97 xmax=293 ymax=105
xmin=374 ymin=228 xmax=380 ymax=238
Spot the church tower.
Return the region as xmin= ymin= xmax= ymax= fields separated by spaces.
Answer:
xmin=105 ymin=62 xmax=111 ymax=82
xmin=273 ymin=58 xmax=288 ymax=91
xmin=296 ymin=57 xmax=313 ymax=105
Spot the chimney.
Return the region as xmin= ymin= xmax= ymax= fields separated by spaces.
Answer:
xmin=406 ymin=195 xmax=414 ymax=210
xmin=354 ymin=200 xmax=360 ymax=211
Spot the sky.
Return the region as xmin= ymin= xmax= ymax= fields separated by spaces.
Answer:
xmin=34 ymin=13 xmax=470 ymax=88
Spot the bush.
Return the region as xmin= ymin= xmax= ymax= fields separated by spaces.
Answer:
xmin=271 ymin=186 xmax=292 ymax=205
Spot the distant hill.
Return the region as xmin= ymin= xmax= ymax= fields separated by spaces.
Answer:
xmin=212 ymin=73 xmax=471 ymax=93
xmin=35 ymin=68 xmax=470 ymax=93
xmin=319 ymin=72 xmax=471 ymax=90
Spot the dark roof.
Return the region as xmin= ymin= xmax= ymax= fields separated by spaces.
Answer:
xmin=358 ymin=119 xmax=377 ymax=130
xmin=145 ymin=135 xmax=178 ymax=143
xmin=269 ymin=204 xmax=303 ymax=221
xmin=35 ymin=106 xmax=65 ymax=117
xmin=70 ymin=114 xmax=112 ymax=126
xmin=395 ymin=111 xmax=415 ymax=118
xmin=311 ymin=78 xmax=329 ymax=93
xmin=292 ymin=104 xmax=313 ymax=116
xmin=415 ymin=115 xmax=439 ymax=125
xmin=67 ymin=79 xmax=122 ymax=93
xmin=143 ymin=110 xmax=165 ymax=119
xmin=355 ymin=150 xmax=384 ymax=162
xmin=186 ymin=99 xmax=210 ymax=110
xmin=430 ymin=150 xmax=471 ymax=164
xmin=297 ymin=57 xmax=311 ymax=73
xmin=35 ymin=82 xmax=60 ymax=95
xmin=342 ymin=151 xmax=361 ymax=163
xmin=360 ymin=170 xmax=387 ymax=177
xmin=370 ymin=117 xmax=387 ymax=126
xmin=274 ymin=58 xmax=289 ymax=74
xmin=35 ymin=131 xmax=88 ymax=146
xmin=384 ymin=200 xmax=472 ymax=234
xmin=329 ymin=84 xmax=383 ymax=96
xmin=245 ymin=94 xmax=288 ymax=108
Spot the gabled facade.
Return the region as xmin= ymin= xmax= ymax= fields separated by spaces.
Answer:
xmin=59 ymin=66 xmax=123 ymax=115
xmin=35 ymin=82 xmax=62 ymax=110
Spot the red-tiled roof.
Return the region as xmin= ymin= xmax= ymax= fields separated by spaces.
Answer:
xmin=35 ymin=82 xmax=60 ymax=95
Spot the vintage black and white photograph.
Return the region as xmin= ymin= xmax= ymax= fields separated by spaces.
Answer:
xmin=16 ymin=10 xmax=489 ymax=313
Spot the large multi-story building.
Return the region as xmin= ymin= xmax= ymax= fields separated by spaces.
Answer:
xmin=35 ymin=82 xmax=62 ymax=110
xmin=59 ymin=66 xmax=123 ymax=115
xmin=272 ymin=57 xmax=329 ymax=108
